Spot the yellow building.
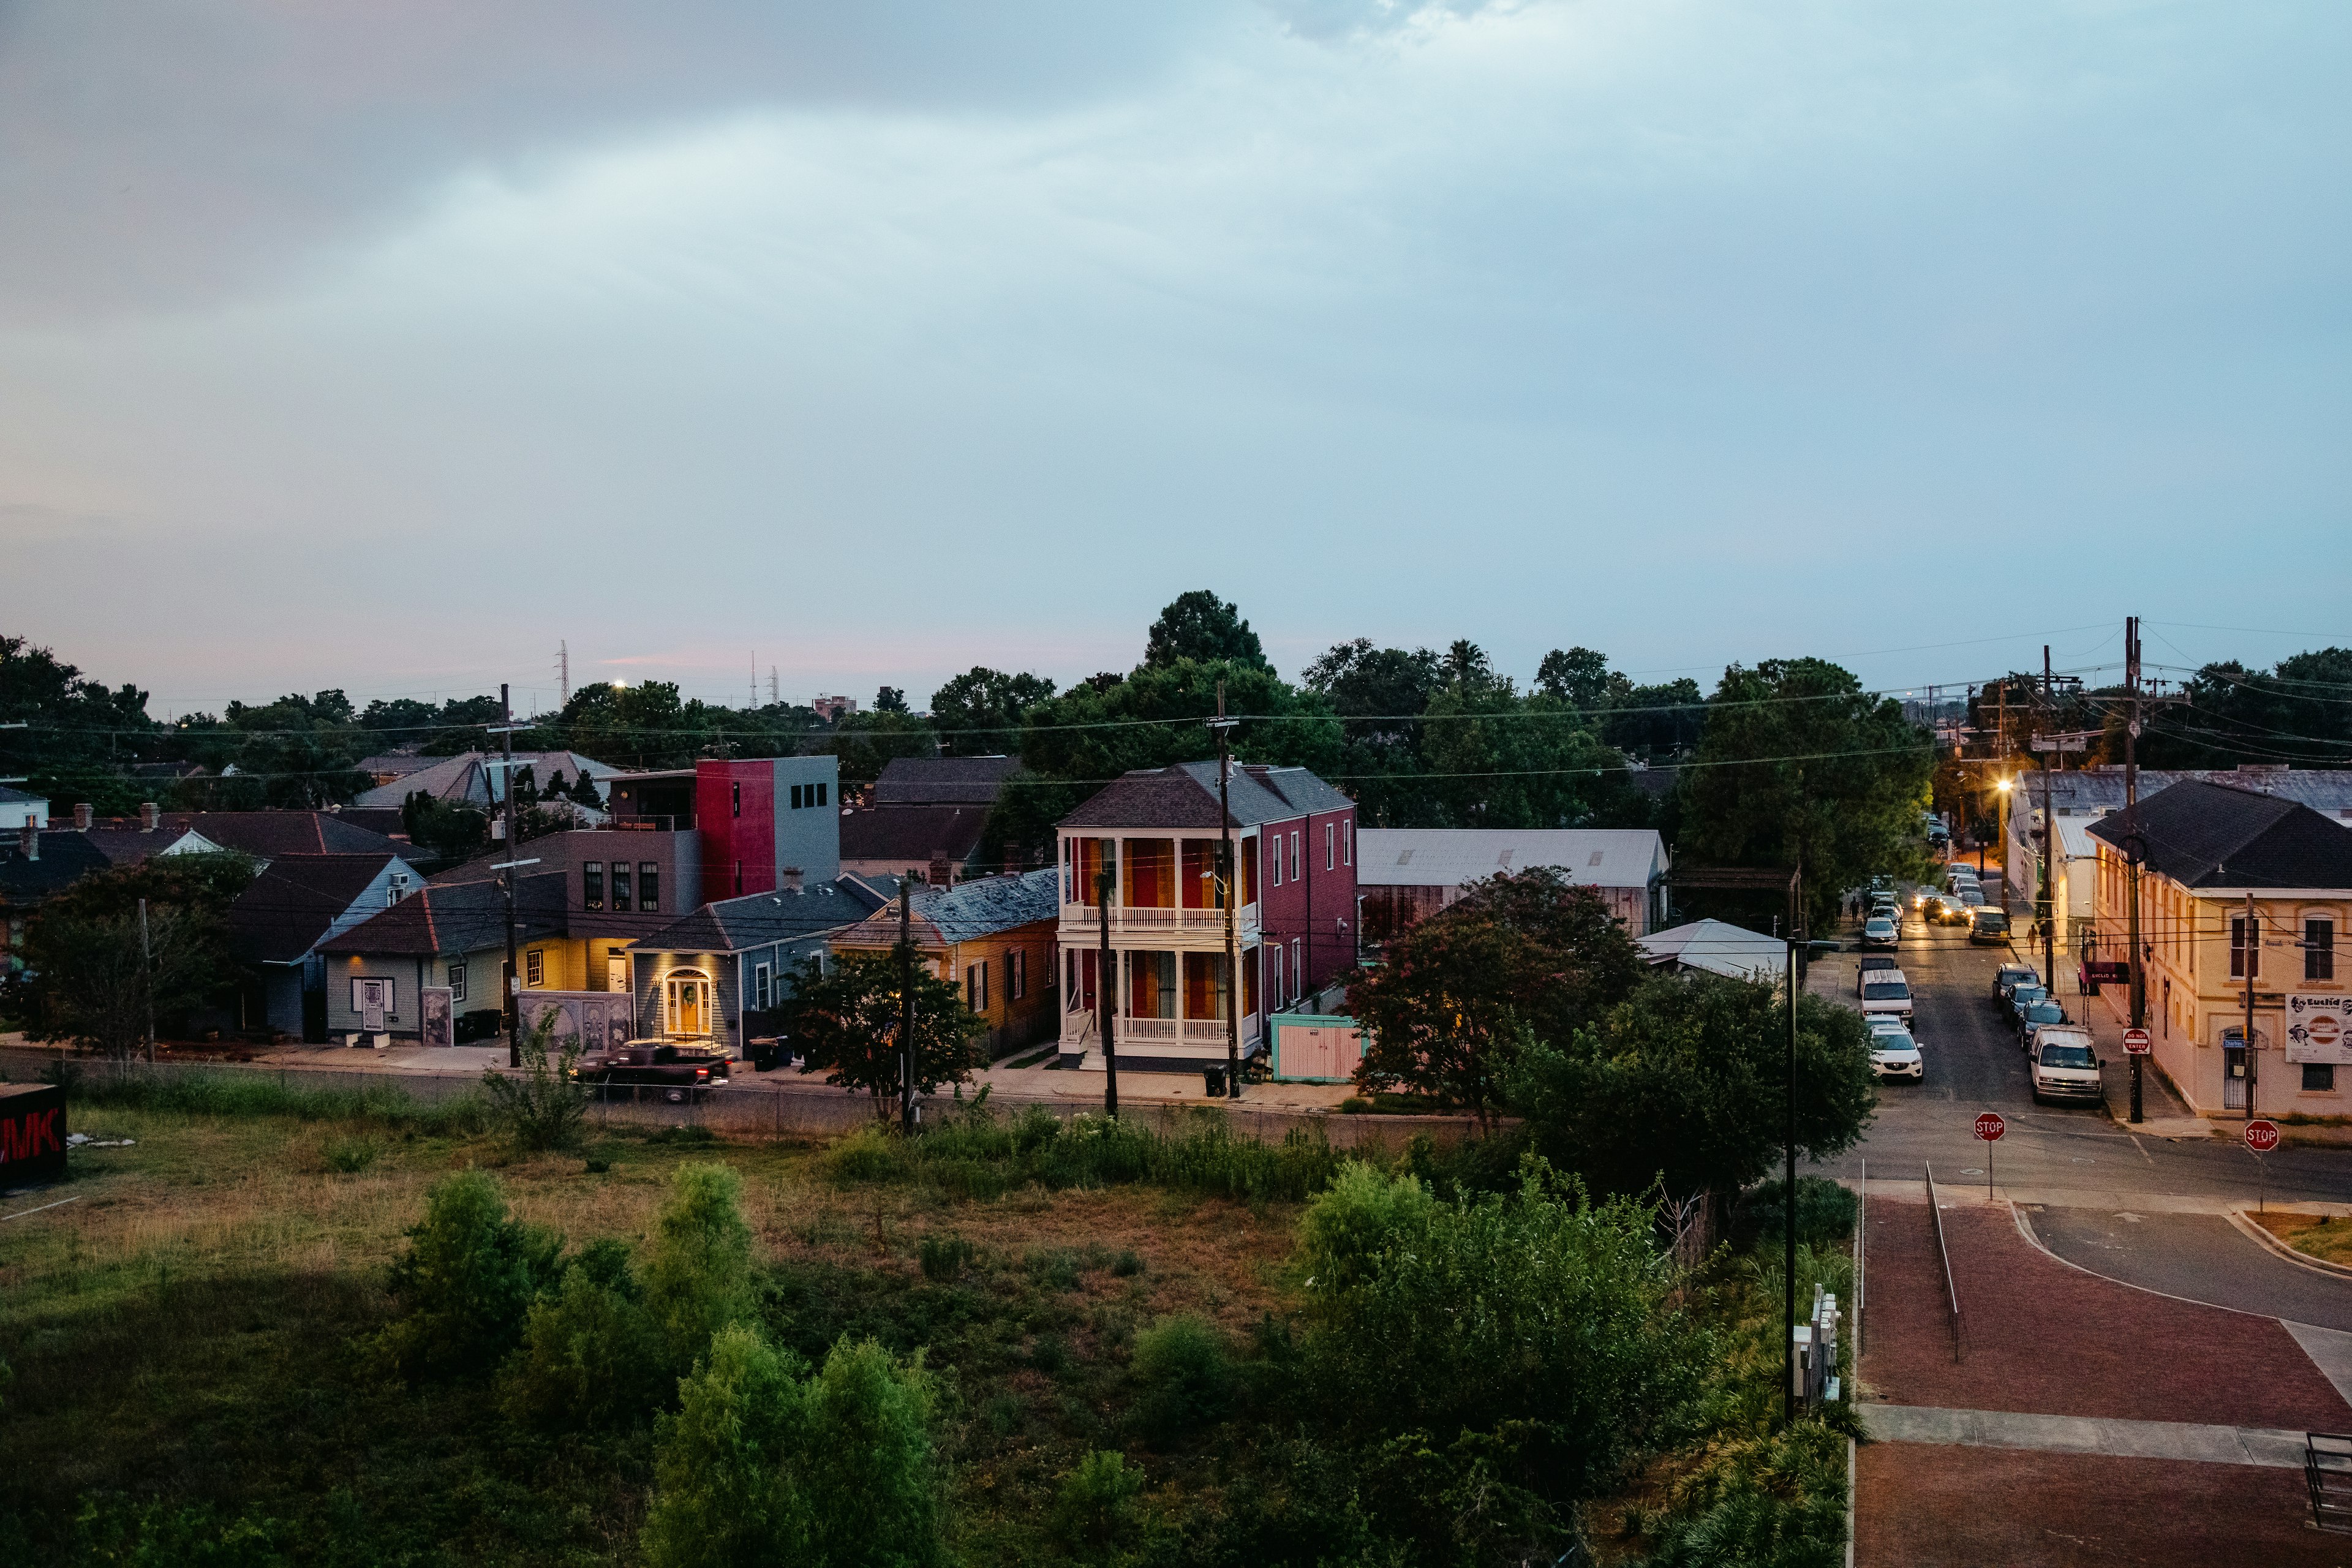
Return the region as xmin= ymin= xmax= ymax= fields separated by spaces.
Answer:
xmin=830 ymin=869 xmax=1061 ymax=1060
xmin=2089 ymin=780 xmax=2352 ymax=1117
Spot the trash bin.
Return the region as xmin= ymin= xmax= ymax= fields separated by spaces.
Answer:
xmin=1203 ymin=1065 xmax=1227 ymax=1098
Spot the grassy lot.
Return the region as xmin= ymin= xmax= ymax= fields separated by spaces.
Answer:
xmin=2250 ymin=1210 xmax=2352 ymax=1268
xmin=1 ymin=1095 xmax=1308 ymax=1566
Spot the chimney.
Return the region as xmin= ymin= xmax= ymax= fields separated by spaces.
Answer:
xmin=18 ymin=822 xmax=35 ymax=861
xmin=138 ymin=801 xmax=160 ymax=831
xmin=782 ymin=866 xmax=804 ymax=893
xmin=929 ymin=851 xmax=951 ymax=887
xmin=73 ymin=803 xmax=93 ymax=831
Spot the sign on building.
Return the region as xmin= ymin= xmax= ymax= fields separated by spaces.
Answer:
xmin=2285 ymin=994 xmax=2352 ymax=1065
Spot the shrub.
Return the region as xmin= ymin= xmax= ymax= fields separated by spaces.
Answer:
xmin=371 ymin=1170 xmax=561 ymax=1381
xmin=640 ymin=1324 xmax=811 ymax=1568
xmin=1733 ymin=1177 xmax=1858 ymax=1252
xmin=1297 ymin=1163 xmax=1433 ymax=1295
xmin=321 ymin=1136 xmax=378 ymax=1174
xmin=1129 ymin=1314 xmax=1235 ymax=1440
xmin=1053 ymin=1449 xmax=1145 ymax=1553
xmin=503 ymin=1238 xmax=664 ymax=1430
xmin=824 ymin=1124 xmax=910 ymax=1186
xmin=1110 ymin=1248 xmax=1144 ymax=1278
xmin=481 ymin=1011 xmax=588 ymax=1152
xmin=64 ymin=1067 xmax=486 ymax=1134
xmin=643 ymin=1163 xmax=757 ymax=1376
xmin=881 ymin=1101 xmax=1344 ymax=1204
xmin=642 ymin=1329 xmax=944 ymax=1568
xmin=917 ymin=1234 xmax=974 ymax=1284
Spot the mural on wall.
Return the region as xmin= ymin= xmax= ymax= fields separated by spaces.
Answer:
xmin=420 ymin=987 xmax=454 ymax=1049
xmin=518 ymin=992 xmax=633 ymax=1054
xmin=2286 ymin=994 xmax=2352 ymax=1065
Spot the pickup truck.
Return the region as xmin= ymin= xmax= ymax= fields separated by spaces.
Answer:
xmin=571 ymin=1041 xmax=731 ymax=1102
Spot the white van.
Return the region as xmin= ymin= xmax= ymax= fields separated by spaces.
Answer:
xmin=2030 ymin=1026 xmax=2102 ymax=1105
xmin=1859 ymin=968 xmax=1914 ymax=1026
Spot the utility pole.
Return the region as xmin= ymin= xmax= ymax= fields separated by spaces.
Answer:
xmin=138 ymin=897 xmax=155 ymax=1064
xmin=900 ymin=874 xmax=917 ymax=1133
xmin=2040 ymin=648 xmax=2057 ymax=992
xmin=1783 ymin=868 xmax=1802 ymax=1426
xmin=1097 ymin=867 xmax=1119 ymax=1118
xmin=2245 ymin=888 xmax=2260 ymax=1123
xmin=2125 ymin=616 xmax=2146 ymax=1124
xmin=498 ymin=684 xmax=522 ymax=1068
xmin=1209 ymin=683 xmax=1242 ymax=1100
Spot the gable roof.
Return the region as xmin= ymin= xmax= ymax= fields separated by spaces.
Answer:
xmin=1058 ymin=762 xmax=1353 ymax=831
xmin=318 ymin=871 xmax=567 ymax=957
xmin=0 ymin=831 xmax=115 ymax=900
xmin=2086 ymin=778 xmax=2352 ymax=891
xmin=840 ymin=804 xmax=990 ymax=867
xmin=872 ymin=756 xmax=1020 ymax=806
xmin=1355 ymin=828 xmax=1668 ymax=890
xmin=227 ymin=853 xmax=417 ymax=965
xmin=835 ymin=868 xmax=1061 ymax=949
xmin=2019 ymin=765 xmax=2352 ymax=820
xmin=630 ymin=878 xmax=890 ymax=955
xmin=81 ymin=811 xmax=407 ymax=859
xmin=1638 ymin=917 xmax=1786 ymax=982
xmin=351 ymin=750 xmax=620 ymax=809
xmin=0 ymin=785 xmax=44 ymax=807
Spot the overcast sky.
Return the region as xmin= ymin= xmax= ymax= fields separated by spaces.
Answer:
xmin=1 ymin=0 xmax=2344 ymax=718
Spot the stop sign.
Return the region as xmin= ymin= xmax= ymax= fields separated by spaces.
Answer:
xmin=2122 ymin=1027 xmax=2152 ymax=1056
xmin=1975 ymin=1111 xmax=2007 ymax=1142
xmin=2247 ymin=1119 xmax=2281 ymax=1154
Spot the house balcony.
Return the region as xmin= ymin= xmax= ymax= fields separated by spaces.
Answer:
xmin=1060 ymin=1006 xmax=1264 ymax=1063
xmin=1058 ymin=901 xmax=1259 ymax=944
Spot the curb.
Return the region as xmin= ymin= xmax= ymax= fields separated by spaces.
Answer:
xmin=2225 ymin=1209 xmax=2352 ymax=1283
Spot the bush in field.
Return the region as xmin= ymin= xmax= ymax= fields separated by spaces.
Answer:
xmin=641 ymin=1327 xmax=943 ymax=1568
xmin=917 ymin=1234 xmax=974 ymax=1284
xmin=1297 ymin=1163 xmax=1434 ymax=1295
xmin=481 ymin=1008 xmax=588 ymax=1152
xmin=1300 ymin=1159 xmax=1703 ymax=1563
xmin=888 ymin=1101 xmax=1342 ymax=1204
xmin=1053 ymin=1449 xmax=1146 ymax=1553
xmin=643 ymin=1163 xmax=757 ymax=1377
xmin=371 ymin=1169 xmax=560 ymax=1381
xmin=1128 ymin=1314 xmax=1237 ymax=1441
xmin=503 ymin=1238 xmax=664 ymax=1430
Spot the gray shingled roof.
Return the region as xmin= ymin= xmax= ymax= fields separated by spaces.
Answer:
xmin=2029 ymin=765 xmax=2352 ymax=817
xmin=2086 ymin=779 xmax=2352 ymax=890
xmin=840 ymin=804 xmax=989 ymax=865
xmin=1057 ymin=761 xmax=1352 ymax=830
xmin=227 ymin=853 xmax=413 ymax=965
xmin=911 ymin=868 xmax=1060 ymax=942
xmin=630 ymin=880 xmax=889 ymax=954
xmin=872 ymin=756 xmax=1020 ymax=806
xmin=318 ymin=872 xmax=567 ymax=957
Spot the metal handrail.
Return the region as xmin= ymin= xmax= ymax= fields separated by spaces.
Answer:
xmin=1924 ymin=1161 xmax=1961 ymax=1363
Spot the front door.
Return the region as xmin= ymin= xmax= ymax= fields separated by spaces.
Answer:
xmin=2223 ymin=1041 xmax=2248 ymax=1110
xmin=607 ymin=956 xmax=629 ymax=993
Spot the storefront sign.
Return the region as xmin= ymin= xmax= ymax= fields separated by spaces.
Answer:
xmin=2285 ymin=994 xmax=2352 ymax=1065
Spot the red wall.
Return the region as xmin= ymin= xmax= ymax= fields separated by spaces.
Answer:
xmin=1256 ymin=807 xmax=1356 ymax=1001
xmin=696 ymin=761 xmax=777 ymax=905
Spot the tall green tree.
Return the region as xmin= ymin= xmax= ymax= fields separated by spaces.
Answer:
xmin=0 ymin=635 xmax=157 ymax=814
xmin=1302 ymin=639 xmax=1440 ymax=827
xmin=1349 ymin=869 xmax=1644 ymax=1122
xmin=2134 ymin=647 xmax=2352 ymax=769
xmin=1677 ymin=658 xmax=1934 ymax=927
xmin=1534 ymin=646 xmax=1629 ymax=714
xmin=780 ymin=951 xmax=984 ymax=1112
xmin=1143 ymin=590 xmax=1269 ymax=671
xmin=1507 ymin=974 xmax=1876 ymax=1204
xmin=20 ymin=853 xmax=257 ymax=1058
xmin=927 ymin=666 xmax=1055 ymax=756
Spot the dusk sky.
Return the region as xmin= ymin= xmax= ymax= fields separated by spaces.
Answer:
xmin=2 ymin=0 xmax=2344 ymax=718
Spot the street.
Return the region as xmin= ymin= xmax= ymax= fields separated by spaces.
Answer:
xmin=1815 ymin=900 xmax=2352 ymax=1211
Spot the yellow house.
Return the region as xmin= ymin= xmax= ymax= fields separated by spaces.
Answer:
xmin=2089 ymin=780 xmax=2352 ymax=1118
xmin=830 ymin=869 xmax=1061 ymax=1060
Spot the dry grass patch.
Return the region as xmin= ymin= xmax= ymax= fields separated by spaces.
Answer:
xmin=2250 ymin=1209 xmax=2352 ymax=1267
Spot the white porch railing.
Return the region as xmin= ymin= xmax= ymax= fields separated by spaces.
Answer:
xmin=1057 ymin=902 xmax=1260 ymax=935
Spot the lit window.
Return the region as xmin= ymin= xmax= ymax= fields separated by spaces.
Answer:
xmin=583 ymin=863 xmax=603 ymax=910
xmin=639 ymin=862 xmax=659 ymax=913
xmin=611 ymin=862 xmax=633 ymax=912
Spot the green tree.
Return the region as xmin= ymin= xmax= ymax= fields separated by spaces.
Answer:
xmin=1604 ymin=677 xmax=1708 ymax=761
xmin=641 ymin=1329 xmax=943 ymax=1568
xmin=1677 ymin=658 xmax=1934 ymax=928
xmin=1143 ymin=590 xmax=1269 ymax=671
xmin=927 ymin=666 xmax=1056 ymax=756
xmin=503 ymin=1238 xmax=665 ymax=1430
xmin=20 ymin=852 xmax=256 ymax=1060
xmin=372 ymin=1170 xmax=562 ymax=1381
xmin=811 ymin=711 xmax=940 ymax=793
xmin=1302 ymin=638 xmax=1441 ymax=827
xmin=1348 ymin=869 xmax=1644 ymax=1122
xmin=874 ymin=685 xmax=910 ymax=714
xmin=1300 ymin=1162 xmax=1702 ymax=1564
xmin=1506 ymin=974 xmax=1876 ymax=1205
xmin=643 ymin=1163 xmax=759 ymax=1377
xmin=1533 ymin=646 xmax=1629 ymax=714
xmin=0 ymin=633 xmax=159 ymax=815
xmin=2135 ymin=647 xmax=2352 ymax=769
xmin=782 ymin=952 xmax=984 ymax=1112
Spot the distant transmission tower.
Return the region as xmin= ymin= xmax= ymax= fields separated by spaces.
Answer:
xmin=557 ymin=640 xmax=570 ymax=706
xmin=769 ymin=665 xmax=780 ymax=705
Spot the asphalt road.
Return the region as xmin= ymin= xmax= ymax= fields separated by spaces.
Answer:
xmin=2025 ymin=1207 xmax=2352 ymax=1332
xmin=1815 ymin=910 xmax=2352 ymax=1208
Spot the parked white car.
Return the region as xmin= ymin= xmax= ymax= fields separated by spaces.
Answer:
xmin=1869 ymin=1027 xmax=1924 ymax=1082
xmin=1859 ymin=969 xmax=1914 ymax=1025
xmin=2030 ymin=1027 xmax=2102 ymax=1105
